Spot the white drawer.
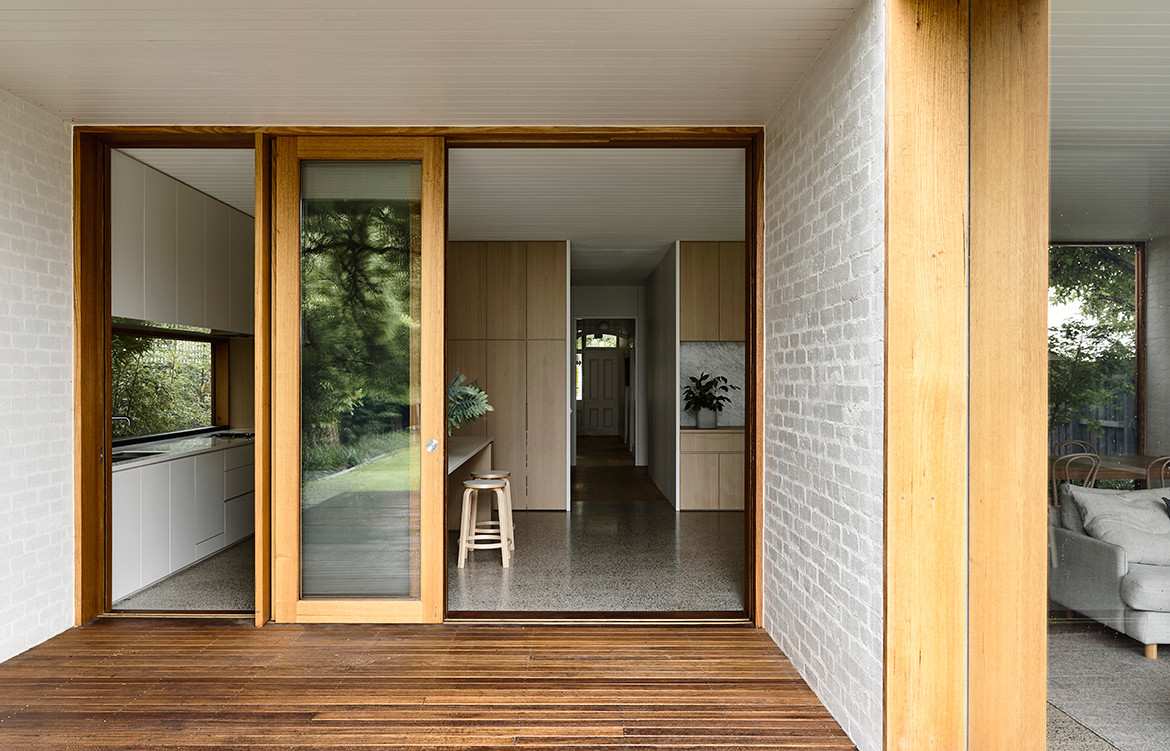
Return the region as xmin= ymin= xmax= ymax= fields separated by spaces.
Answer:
xmin=223 ymin=444 xmax=254 ymax=470
xmin=224 ymin=463 xmax=255 ymax=500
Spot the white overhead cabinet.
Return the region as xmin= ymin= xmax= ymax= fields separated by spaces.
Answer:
xmin=110 ymin=150 xmax=253 ymax=334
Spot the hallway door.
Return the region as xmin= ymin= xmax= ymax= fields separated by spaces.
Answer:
xmin=579 ymin=346 xmax=623 ymax=436
xmin=271 ymin=137 xmax=446 ymax=623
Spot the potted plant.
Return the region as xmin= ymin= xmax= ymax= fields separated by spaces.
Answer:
xmin=682 ymin=372 xmax=739 ymax=429
xmin=447 ymin=373 xmax=493 ymax=435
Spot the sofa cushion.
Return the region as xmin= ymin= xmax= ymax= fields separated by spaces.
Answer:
xmin=1071 ymin=486 xmax=1170 ymax=565
xmin=1122 ymin=564 xmax=1170 ymax=612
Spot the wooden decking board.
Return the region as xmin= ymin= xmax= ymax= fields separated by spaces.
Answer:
xmin=0 ymin=620 xmax=855 ymax=749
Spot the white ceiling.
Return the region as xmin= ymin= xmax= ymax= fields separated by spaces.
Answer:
xmin=1051 ymin=1 xmax=1170 ymax=241
xmin=0 ymin=0 xmax=858 ymax=127
xmin=449 ymin=148 xmax=744 ymax=284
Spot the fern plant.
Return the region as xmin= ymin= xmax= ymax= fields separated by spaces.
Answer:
xmin=447 ymin=372 xmax=493 ymax=434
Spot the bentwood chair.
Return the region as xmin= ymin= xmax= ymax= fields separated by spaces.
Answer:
xmin=1147 ymin=456 xmax=1170 ymax=489
xmin=1053 ymin=439 xmax=1098 ymax=456
xmin=1051 ymin=452 xmax=1100 ymax=506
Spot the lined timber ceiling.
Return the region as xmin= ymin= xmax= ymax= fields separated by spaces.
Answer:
xmin=1051 ymin=1 xmax=1170 ymax=241
xmin=0 ymin=1 xmax=858 ymax=126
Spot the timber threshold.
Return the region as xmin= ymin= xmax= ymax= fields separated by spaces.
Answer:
xmin=0 ymin=620 xmax=855 ymax=749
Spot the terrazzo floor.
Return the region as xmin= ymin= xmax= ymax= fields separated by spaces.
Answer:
xmin=447 ymin=436 xmax=746 ymax=613
xmin=1048 ymin=619 xmax=1170 ymax=750
xmin=113 ymin=537 xmax=254 ymax=611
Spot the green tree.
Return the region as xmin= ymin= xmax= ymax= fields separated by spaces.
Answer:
xmin=111 ymin=334 xmax=212 ymax=439
xmin=1048 ymin=245 xmax=1136 ymax=438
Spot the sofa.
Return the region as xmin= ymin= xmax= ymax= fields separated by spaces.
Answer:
xmin=1049 ymin=484 xmax=1170 ymax=659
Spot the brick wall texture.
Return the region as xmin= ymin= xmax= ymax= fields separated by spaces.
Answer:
xmin=0 ymin=88 xmax=74 ymax=662
xmin=760 ymin=0 xmax=884 ymax=748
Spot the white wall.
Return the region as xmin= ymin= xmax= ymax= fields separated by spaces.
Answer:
xmin=1146 ymin=235 xmax=1170 ymax=453
xmin=0 ymin=89 xmax=74 ymax=662
xmin=645 ymin=246 xmax=678 ymax=505
xmin=760 ymin=0 xmax=884 ymax=748
xmin=571 ymin=285 xmax=648 ymax=465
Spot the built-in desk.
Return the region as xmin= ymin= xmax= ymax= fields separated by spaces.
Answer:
xmin=447 ymin=436 xmax=493 ymax=530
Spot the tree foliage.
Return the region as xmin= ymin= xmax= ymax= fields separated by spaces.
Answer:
xmin=1048 ymin=245 xmax=1137 ymax=435
xmin=300 ymin=198 xmax=418 ymax=466
xmin=111 ymin=334 xmax=212 ymax=439
xmin=1049 ymin=245 xmax=1135 ymax=333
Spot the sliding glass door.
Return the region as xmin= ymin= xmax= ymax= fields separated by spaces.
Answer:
xmin=272 ymin=137 xmax=445 ymax=622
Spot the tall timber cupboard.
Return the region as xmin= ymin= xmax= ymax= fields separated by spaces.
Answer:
xmin=446 ymin=241 xmax=569 ymax=511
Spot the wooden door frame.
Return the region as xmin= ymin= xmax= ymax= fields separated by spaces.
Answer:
xmin=270 ymin=135 xmax=446 ymax=623
xmin=73 ymin=126 xmax=765 ymax=627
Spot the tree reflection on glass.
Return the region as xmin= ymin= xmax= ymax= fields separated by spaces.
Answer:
xmin=300 ymin=197 xmax=420 ymax=479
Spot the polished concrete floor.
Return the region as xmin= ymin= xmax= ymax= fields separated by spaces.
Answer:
xmin=447 ymin=435 xmax=746 ymax=613
xmin=113 ymin=537 xmax=254 ymax=611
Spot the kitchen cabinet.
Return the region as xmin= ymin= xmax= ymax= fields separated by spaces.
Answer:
xmin=679 ymin=429 xmax=744 ymax=510
xmin=110 ymin=441 xmax=254 ymax=602
xmin=195 ymin=450 xmax=226 ymax=543
xmin=446 ymin=240 xmax=570 ymax=511
xmin=175 ymin=183 xmax=207 ymax=326
xmin=111 ymin=151 xmax=146 ymax=320
xmin=679 ymin=241 xmax=746 ymax=342
xmin=110 ymin=151 xmax=254 ymax=334
xmin=204 ymin=200 xmax=232 ymax=332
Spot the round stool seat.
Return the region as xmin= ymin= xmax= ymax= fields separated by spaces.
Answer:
xmin=471 ymin=469 xmax=511 ymax=480
xmin=463 ymin=478 xmax=506 ymax=490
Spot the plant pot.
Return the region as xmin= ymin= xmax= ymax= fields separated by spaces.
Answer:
xmin=696 ymin=408 xmax=717 ymax=429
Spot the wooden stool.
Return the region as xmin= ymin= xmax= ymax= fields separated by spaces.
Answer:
xmin=470 ymin=470 xmax=514 ymax=550
xmin=458 ymin=478 xmax=511 ymax=568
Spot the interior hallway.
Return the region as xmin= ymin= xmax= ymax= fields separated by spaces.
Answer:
xmin=447 ymin=436 xmax=744 ymax=613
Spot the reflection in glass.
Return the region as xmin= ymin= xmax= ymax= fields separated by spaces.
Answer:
xmin=299 ymin=161 xmax=422 ymax=598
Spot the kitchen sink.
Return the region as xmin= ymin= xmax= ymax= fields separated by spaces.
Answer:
xmin=110 ymin=450 xmax=165 ymax=463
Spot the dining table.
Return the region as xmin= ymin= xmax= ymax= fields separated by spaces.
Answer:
xmin=1049 ymin=454 xmax=1160 ymax=483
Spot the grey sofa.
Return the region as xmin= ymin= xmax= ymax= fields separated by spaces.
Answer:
xmin=1049 ymin=486 xmax=1170 ymax=659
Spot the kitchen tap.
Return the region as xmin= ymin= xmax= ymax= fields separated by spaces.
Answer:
xmin=111 ymin=416 xmax=131 ymax=429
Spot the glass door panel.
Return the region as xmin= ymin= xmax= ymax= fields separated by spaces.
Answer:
xmin=299 ymin=160 xmax=422 ymax=598
xmin=272 ymin=137 xmax=444 ymax=623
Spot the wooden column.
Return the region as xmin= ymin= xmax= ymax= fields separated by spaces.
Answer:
xmin=968 ymin=0 xmax=1049 ymax=748
xmin=886 ymin=0 xmax=1048 ymax=748
xmin=884 ymin=0 xmax=970 ymax=748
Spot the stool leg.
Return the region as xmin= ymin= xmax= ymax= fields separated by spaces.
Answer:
xmin=503 ymin=478 xmax=514 ymax=550
xmin=458 ymin=486 xmax=474 ymax=568
xmin=496 ymin=487 xmax=510 ymax=568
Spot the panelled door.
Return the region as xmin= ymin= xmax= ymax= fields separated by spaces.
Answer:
xmin=579 ymin=346 xmax=622 ymax=436
xmin=271 ymin=137 xmax=445 ymax=623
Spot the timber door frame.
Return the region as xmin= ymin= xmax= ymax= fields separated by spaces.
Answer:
xmin=74 ymin=127 xmax=764 ymax=626
xmin=270 ymin=136 xmax=446 ymax=624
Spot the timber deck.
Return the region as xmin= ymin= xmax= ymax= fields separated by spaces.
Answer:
xmin=0 ymin=619 xmax=855 ymax=749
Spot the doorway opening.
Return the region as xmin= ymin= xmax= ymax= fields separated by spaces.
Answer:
xmin=105 ymin=147 xmax=257 ymax=614
xmin=444 ymin=147 xmax=749 ymax=617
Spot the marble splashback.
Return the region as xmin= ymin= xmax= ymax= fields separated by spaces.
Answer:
xmin=680 ymin=341 xmax=746 ymax=427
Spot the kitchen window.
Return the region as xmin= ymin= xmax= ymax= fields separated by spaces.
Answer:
xmin=111 ymin=328 xmax=222 ymax=441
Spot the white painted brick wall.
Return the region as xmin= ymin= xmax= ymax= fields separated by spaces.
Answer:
xmin=760 ymin=0 xmax=884 ymax=748
xmin=1146 ymin=236 xmax=1170 ymax=453
xmin=0 ymin=88 xmax=74 ymax=662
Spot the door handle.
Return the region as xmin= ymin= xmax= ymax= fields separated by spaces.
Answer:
xmin=425 ymin=439 xmax=439 ymax=453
